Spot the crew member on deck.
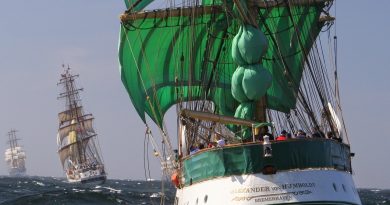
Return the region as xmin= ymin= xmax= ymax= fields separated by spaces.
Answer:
xmin=276 ymin=130 xmax=287 ymax=141
xmin=215 ymin=134 xmax=225 ymax=147
xmin=327 ymin=131 xmax=342 ymax=142
xmin=295 ymin=129 xmax=307 ymax=139
xmin=189 ymin=144 xmax=200 ymax=155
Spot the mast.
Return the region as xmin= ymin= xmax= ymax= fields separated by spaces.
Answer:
xmin=7 ymin=129 xmax=19 ymax=168
xmin=246 ymin=1 xmax=268 ymax=131
xmin=57 ymin=65 xmax=85 ymax=165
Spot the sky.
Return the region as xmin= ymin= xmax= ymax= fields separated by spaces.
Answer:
xmin=0 ymin=1 xmax=389 ymax=189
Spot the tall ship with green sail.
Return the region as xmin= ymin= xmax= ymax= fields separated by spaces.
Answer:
xmin=4 ymin=130 xmax=27 ymax=177
xmin=118 ymin=0 xmax=361 ymax=204
xmin=57 ymin=66 xmax=107 ymax=184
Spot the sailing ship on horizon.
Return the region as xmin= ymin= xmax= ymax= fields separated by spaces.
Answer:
xmin=118 ymin=0 xmax=361 ymax=204
xmin=57 ymin=66 xmax=106 ymax=184
xmin=5 ymin=129 xmax=27 ymax=177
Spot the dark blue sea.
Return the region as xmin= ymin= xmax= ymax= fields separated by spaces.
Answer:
xmin=0 ymin=176 xmax=388 ymax=205
xmin=0 ymin=176 xmax=175 ymax=205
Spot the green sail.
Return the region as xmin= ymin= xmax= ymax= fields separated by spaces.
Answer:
xmin=119 ymin=4 xmax=324 ymax=126
xmin=124 ymin=0 xmax=154 ymax=11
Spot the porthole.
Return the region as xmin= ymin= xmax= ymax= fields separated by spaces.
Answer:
xmin=332 ymin=183 xmax=338 ymax=192
xmin=196 ymin=198 xmax=198 ymax=205
xmin=204 ymin=195 xmax=208 ymax=203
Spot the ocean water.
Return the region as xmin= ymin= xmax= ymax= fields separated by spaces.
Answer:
xmin=0 ymin=176 xmax=175 ymax=205
xmin=0 ymin=176 xmax=388 ymax=205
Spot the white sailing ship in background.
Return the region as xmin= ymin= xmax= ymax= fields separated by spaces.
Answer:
xmin=5 ymin=129 xmax=26 ymax=176
xmin=57 ymin=65 xmax=107 ymax=184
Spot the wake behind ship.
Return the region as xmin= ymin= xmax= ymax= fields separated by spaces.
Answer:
xmin=4 ymin=129 xmax=26 ymax=177
xmin=118 ymin=0 xmax=361 ymax=204
xmin=57 ymin=66 xmax=106 ymax=184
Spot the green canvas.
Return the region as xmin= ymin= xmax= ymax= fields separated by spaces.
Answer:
xmin=119 ymin=3 xmax=324 ymax=125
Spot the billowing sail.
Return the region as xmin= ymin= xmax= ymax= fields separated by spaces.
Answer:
xmin=58 ymin=106 xmax=83 ymax=123
xmin=124 ymin=0 xmax=153 ymax=11
xmin=58 ymin=134 xmax=95 ymax=166
xmin=119 ymin=2 xmax=325 ymax=126
xmin=58 ymin=117 xmax=95 ymax=143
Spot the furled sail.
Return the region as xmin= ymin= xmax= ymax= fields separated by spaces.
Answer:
xmin=119 ymin=1 xmax=326 ymax=126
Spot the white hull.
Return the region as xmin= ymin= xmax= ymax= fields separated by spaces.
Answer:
xmin=66 ymin=168 xmax=106 ymax=184
xmin=9 ymin=167 xmax=26 ymax=177
xmin=175 ymin=169 xmax=361 ymax=205
xmin=67 ymin=175 xmax=106 ymax=184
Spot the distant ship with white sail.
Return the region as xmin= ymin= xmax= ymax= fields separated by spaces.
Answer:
xmin=5 ymin=129 xmax=26 ymax=176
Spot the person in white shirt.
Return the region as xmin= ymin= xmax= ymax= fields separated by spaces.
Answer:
xmin=215 ymin=134 xmax=225 ymax=147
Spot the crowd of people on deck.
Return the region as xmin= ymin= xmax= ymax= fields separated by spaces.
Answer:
xmin=189 ymin=132 xmax=226 ymax=155
xmin=271 ymin=129 xmax=342 ymax=143
xmin=188 ymin=127 xmax=343 ymax=155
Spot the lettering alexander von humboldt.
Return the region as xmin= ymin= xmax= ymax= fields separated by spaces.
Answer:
xmin=231 ymin=182 xmax=316 ymax=194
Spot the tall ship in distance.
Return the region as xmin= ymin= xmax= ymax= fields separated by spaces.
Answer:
xmin=119 ymin=0 xmax=362 ymax=204
xmin=5 ymin=130 xmax=27 ymax=176
xmin=57 ymin=66 xmax=107 ymax=184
